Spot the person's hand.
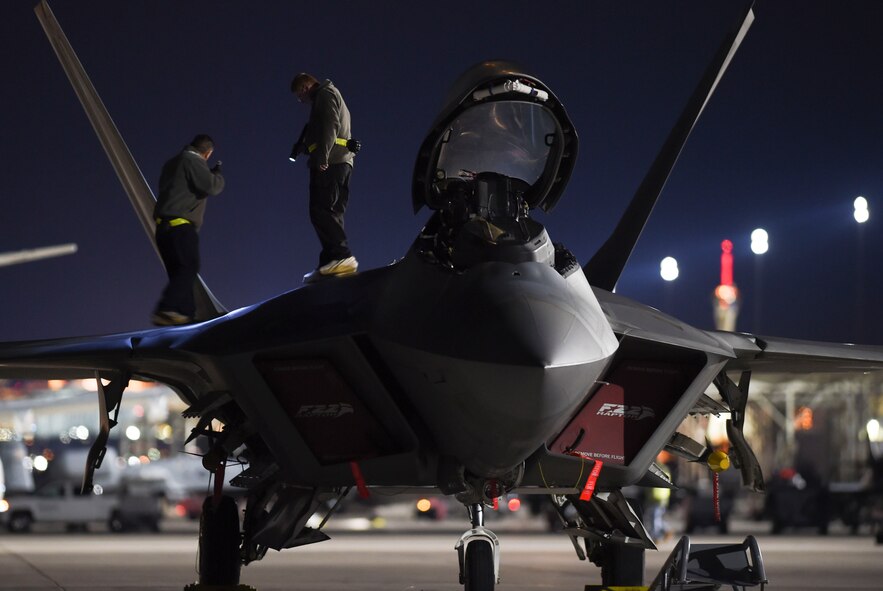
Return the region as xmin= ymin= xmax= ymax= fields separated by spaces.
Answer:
xmin=319 ymin=163 xmax=329 ymax=171
xmin=211 ymin=161 xmax=223 ymax=174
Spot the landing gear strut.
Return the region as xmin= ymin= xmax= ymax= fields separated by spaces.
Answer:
xmin=455 ymin=503 xmax=499 ymax=591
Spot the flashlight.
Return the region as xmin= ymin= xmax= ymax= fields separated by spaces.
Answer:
xmin=289 ymin=142 xmax=304 ymax=162
xmin=290 ymin=123 xmax=308 ymax=163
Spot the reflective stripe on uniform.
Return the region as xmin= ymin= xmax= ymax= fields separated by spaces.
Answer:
xmin=155 ymin=217 xmax=191 ymax=227
xmin=307 ymin=138 xmax=349 ymax=153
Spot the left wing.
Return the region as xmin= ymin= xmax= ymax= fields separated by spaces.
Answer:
xmin=0 ymin=331 xmax=157 ymax=380
xmin=0 ymin=327 xmax=204 ymax=385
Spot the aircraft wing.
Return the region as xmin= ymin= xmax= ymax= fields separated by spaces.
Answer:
xmin=595 ymin=286 xmax=883 ymax=375
xmin=713 ymin=331 xmax=883 ymax=374
xmin=0 ymin=327 xmax=203 ymax=385
xmin=0 ymin=331 xmax=152 ymax=380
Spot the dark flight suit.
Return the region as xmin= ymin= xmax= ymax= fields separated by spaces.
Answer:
xmin=304 ymin=80 xmax=355 ymax=266
xmin=153 ymin=146 xmax=224 ymax=318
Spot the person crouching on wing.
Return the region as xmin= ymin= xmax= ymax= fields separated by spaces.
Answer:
xmin=151 ymin=134 xmax=225 ymax=326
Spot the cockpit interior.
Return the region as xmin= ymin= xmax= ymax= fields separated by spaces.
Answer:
xmin=411 ymin=64 xmax=579 ymax=276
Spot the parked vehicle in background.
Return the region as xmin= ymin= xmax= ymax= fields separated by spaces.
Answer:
xmin=1 ymin=475 xmax=167 ymax=533
xmin=1 ymin=480 xmax=119 ymax=532
xmin=764 ymin=467 xmax=830 ymax=535
xmin=115 ymin=477 xmax=164 ymax=531
xmin=0 ymin=440 xmax=34 ymax=497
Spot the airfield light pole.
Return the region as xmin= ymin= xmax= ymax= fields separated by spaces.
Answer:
xmin=750 ymin=229 xmax=769 ymax=334
xmin=713 ymin=240 xmax=739 ymax=331
xmin=853 ymin=197 xmax=869 ymax=342
xmin=660 ymin=256 xmax=679 ymax=313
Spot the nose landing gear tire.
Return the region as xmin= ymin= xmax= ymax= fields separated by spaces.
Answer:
xmin=464 ymin=540 xmax=494 ymax=591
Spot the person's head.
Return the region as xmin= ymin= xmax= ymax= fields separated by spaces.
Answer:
xmin=190 ymin=134 xmax=214 ymax=159
xmin=291 ymin=73 xmax=319 ymax=104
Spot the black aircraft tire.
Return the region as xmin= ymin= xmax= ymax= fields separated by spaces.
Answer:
xmin=198 ymin=495 xmax=241 ymax=586
xmin=464 ymin=540 xmax=495 ymax=591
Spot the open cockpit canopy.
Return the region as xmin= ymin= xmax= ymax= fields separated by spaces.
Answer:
xmin=412 ymin=60 xmax=577 ymax=215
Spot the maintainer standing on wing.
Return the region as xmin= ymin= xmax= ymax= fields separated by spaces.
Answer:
xmin=291 ymin=73 xmax=360 ymax=283
xmin=151 ymin=135 xmax=225 ymax=327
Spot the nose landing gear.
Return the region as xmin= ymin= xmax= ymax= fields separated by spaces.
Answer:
xmin=455 ymin=503 xmax=500 ymax=591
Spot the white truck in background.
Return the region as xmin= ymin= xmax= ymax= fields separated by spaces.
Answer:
xmin=2 ymin=479 xmax=120 ymax=532
xmin=0 ymin=439 xmax=35 ymax=515
xmin=1 ymin=477 xmax=164 ymax=533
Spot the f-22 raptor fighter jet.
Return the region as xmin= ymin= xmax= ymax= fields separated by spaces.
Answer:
xmin=3 ymin=2 xmax=883 ymax=590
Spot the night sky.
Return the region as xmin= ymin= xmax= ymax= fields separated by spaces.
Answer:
xmin=1 ymin=1 xmax=881 ymax=345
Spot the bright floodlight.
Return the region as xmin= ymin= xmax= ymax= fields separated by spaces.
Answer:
xmin=750 ymin=228 xmax=769 ymax=255
xmin=854 ymin=196 xmax=869 ymax=223
xmin=660 ymin=257 xmax=679 ymax=281
xmin=869 ymin=419 xmax=882 ymax=443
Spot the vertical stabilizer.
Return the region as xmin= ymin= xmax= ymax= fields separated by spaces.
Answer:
xmin=583 ymin=4 xmax=755 ymax=291
xmin=34 ymin=0 xmax=226 ymax=320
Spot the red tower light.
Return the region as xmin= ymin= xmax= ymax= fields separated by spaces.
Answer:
xmin=720 ymin=240 xmax=734 ymax=286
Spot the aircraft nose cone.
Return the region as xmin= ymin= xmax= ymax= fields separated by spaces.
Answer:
xmin=430 ymin=262 xmax=617 ymax=368
xmin=372 ymin=259 xmax=619 ymax=477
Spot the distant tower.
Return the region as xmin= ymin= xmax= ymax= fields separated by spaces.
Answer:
xmin=713 ymin=239 xmax=740 ymax=331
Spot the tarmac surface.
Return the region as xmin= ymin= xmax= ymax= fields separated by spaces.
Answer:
xmin=0 ymin=519 xmax=880 ymax=590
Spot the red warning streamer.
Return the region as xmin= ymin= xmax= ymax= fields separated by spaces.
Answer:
xmin=713 ymin=471 xmax=721 ymax=522
xmin=350 ymin=461 xmax=370 ymax=499
xmin=579 ymin=459 xmax=604 ymax=501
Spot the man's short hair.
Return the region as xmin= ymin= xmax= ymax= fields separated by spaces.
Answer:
xmin=291 ymin=72 xmax=319 ymax=93
xmin=190 ymin=134 xmax=214 ymax=155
